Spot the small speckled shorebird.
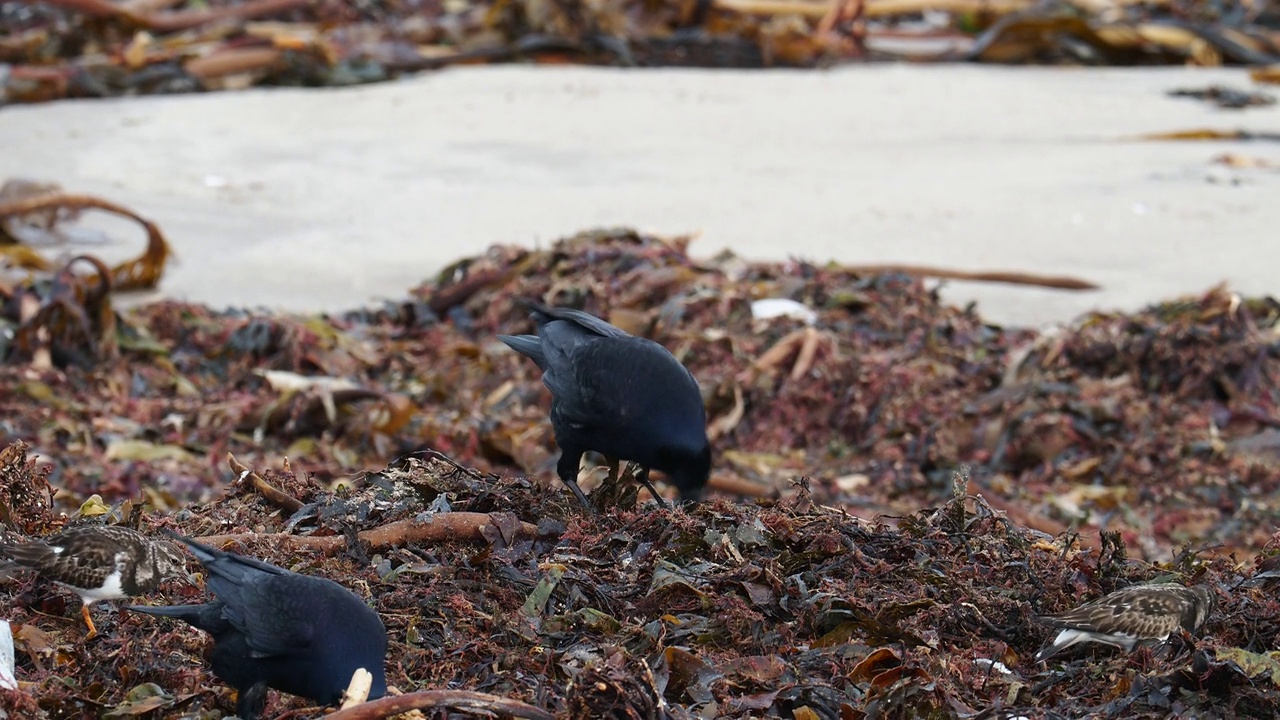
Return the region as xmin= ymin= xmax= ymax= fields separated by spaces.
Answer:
xmin=0 ymin=525 xmax=190 ymax=639
xmin=1035 ymin=582 xmax=1215 ymax=662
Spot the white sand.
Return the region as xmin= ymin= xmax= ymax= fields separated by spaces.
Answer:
xmin=1 ymin=64 xmax=1277 ymax=327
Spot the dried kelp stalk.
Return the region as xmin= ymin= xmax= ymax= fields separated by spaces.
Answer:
xmin=5 ymin=0 xmax=1280 ymax=105
xmin=0 ymin=181 xmax=171 ymax=293
xmin=0 ymin=180 xmax=175 ymax=367
xmin=40 ymin=0 xmax=313 ymax=33
xmin=966 ymin=13 xmax=1280 ymax=66
xmin=8 ymin=255 xmax=117 ymax=368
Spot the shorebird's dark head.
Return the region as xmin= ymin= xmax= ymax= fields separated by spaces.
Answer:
xmin=151 ymin=539 xmax=196 ymax=585
xmin=1188 ymin=585 xmax=1216 ymax=633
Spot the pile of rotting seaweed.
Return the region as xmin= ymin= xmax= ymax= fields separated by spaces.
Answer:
xmin=3 ymin=0 xmax=1280 ymax=104
xmin=2 ymin=223 xmax=1280 ymax=567
xmin=410 ymin=230 xmax=1280 ymax=563
xmin=6 ymin=439 xmax=1280 ymax=719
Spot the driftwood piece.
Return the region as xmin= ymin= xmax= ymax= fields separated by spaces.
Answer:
xmin=324 ymin=690 xmax=554 ymax=720
xmin=43 ymin=0 xmax=310 ymax=33
xmin=714 ymin=0 xmax=1033 ymax=20
xmin=228 ymin=453 xmax=304 ymax=513
xmin=842 ymin=264 xmax=1100 ymax=290
xmin=184 ymin=47 xmax=285 ymax=80
xmin=710 ymin=473 xmax=777 ymax=498
xmin=199 ymin=512 xmax=547 ymax=554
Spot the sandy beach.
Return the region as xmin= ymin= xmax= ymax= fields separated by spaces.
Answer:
xmin=2 ymin=63 xmax=1277 ymax=327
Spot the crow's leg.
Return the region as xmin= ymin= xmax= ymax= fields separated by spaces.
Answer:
xmin=237 ymin=682 xmax=270 ymax=720
xmin=557 ymin=449 xmax=593 ymax=511
xmin=634 ymin=467 xmax=670 ymax=509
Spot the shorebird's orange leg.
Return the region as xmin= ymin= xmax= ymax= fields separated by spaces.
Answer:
xmin=81 ymin=605 xmax=99 ymax=640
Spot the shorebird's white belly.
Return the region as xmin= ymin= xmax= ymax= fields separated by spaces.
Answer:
xmin=1051 ymin=628 xmax=1143 ymax=652
xmin=64 ymin=570 xmax=125 ymax=603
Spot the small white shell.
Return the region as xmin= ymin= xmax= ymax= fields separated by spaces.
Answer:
xmin=751 ymin=298 xmax=817 ymax=325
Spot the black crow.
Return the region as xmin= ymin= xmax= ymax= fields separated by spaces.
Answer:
xmin=0 ymin=525 xmax=189 ymax=639
xmin=127 ymin=530 xmax=387 ymax=719
xmin=499 ymin=300 xmax=711 ymax=509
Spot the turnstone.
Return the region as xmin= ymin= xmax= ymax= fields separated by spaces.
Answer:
xmin=1034 ymin=582 xmax=1215 ymax=662
xmin=127 ymin=530 xmax=387 ymax=720
xmin=0 ymin=524 xmax=190 ymax=639
xmin=498 ymin=300 xmax=711 ymax=510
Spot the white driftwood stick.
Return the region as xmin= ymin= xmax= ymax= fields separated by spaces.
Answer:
xmin=340 ymin=668 xmax=373 ymax=709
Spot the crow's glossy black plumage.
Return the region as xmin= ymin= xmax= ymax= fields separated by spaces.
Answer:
xmin=499 ymin=301 xmax=711 ymax=508
xmin=127 ymin=530 xmax=387 ymax=719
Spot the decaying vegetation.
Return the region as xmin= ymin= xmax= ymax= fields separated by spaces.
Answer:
xmin=3 ymin=0 xmax=1280 ymax=103
xmin=3 ymin=190 xmax=1280 ymax=717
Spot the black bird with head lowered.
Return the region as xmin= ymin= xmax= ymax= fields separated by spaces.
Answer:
xmin=126 ymin=530 xmax=387 ymax=720
xmin=498 ymin=300 xmax=712 ymax=509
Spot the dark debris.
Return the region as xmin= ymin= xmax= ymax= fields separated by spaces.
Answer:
xmin=1 ymin=227 xmax=1280 ymax=716
xmin=1168 ymin=85 xmax=1277 ymax=109
xmin=3 ymin=441 xmax=1279 ymax=718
